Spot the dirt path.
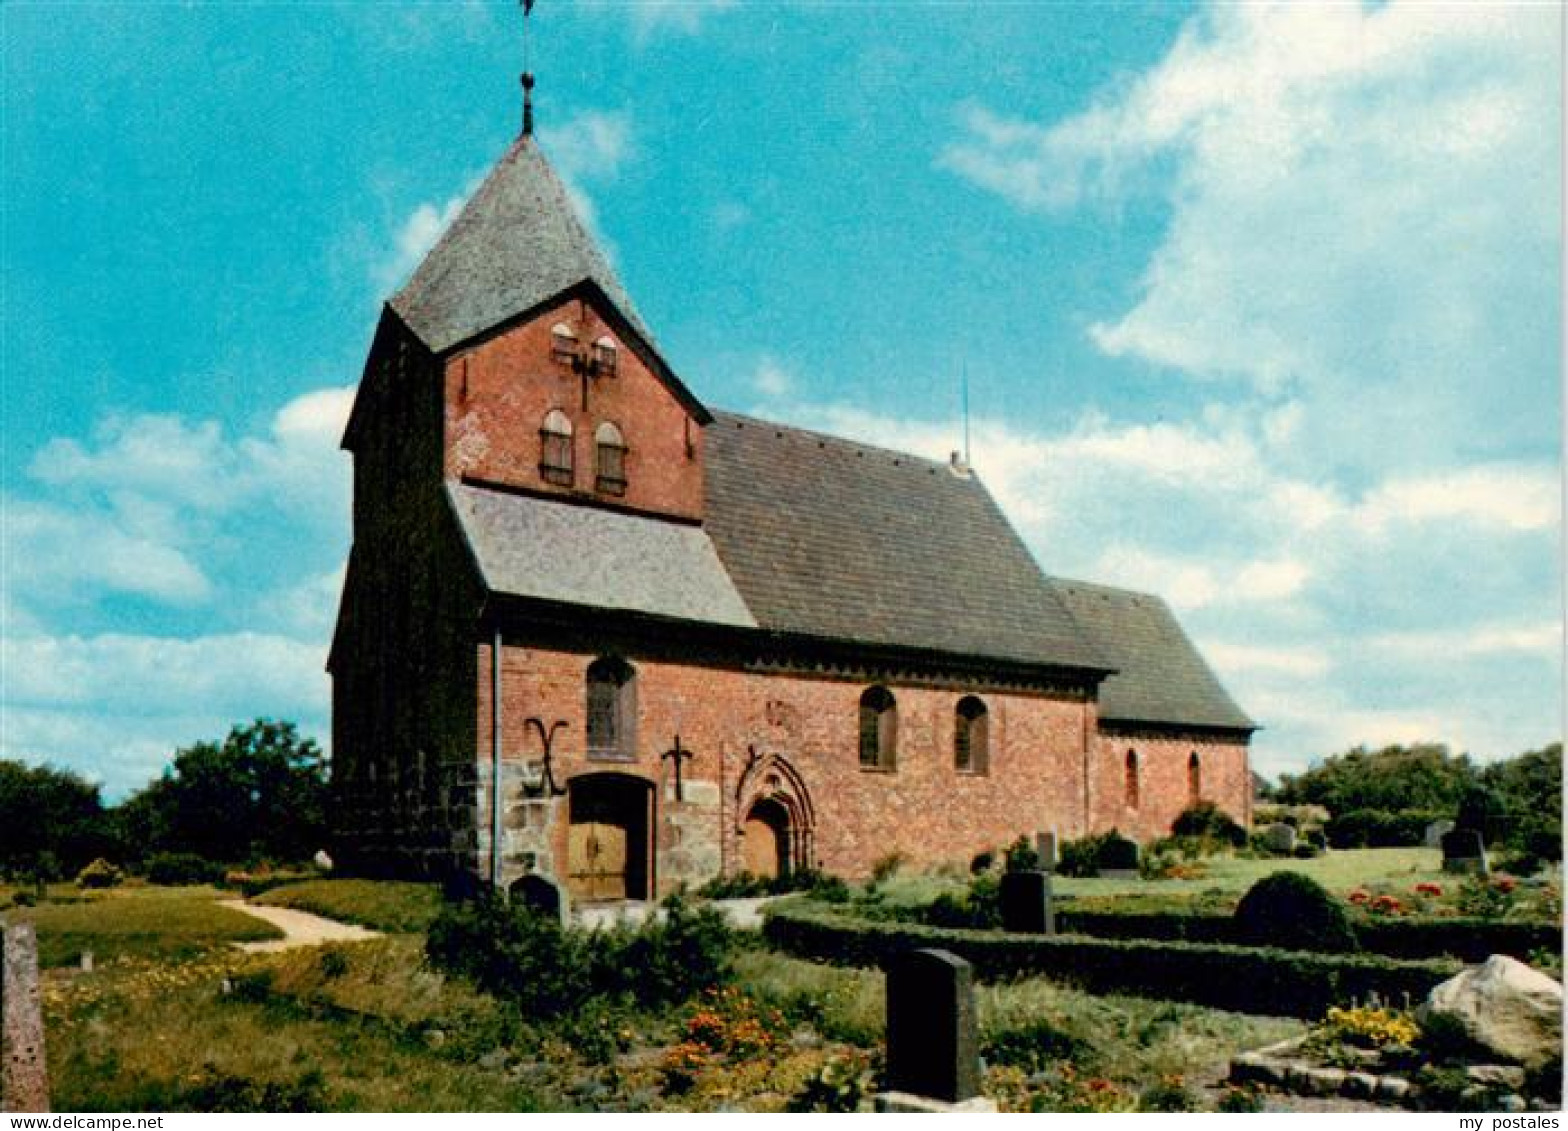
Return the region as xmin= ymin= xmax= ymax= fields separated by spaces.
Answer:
xmin=219 ymin=899 xmax=381 ymax=952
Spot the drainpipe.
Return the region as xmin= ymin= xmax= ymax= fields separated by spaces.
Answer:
xmin=491 ymin=624 xmax=503 ymax=888
xmin=1081 ymin=696 xmax=1092 ymax=836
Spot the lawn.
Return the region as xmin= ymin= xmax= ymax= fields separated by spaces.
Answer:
xmin=255 ymin=878 xmax=443 ymax=933
xmin=13 ymin=885 xmax=283 ymax=967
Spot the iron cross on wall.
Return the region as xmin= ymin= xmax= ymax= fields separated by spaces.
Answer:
xmin=662 ymin=736 xmax=694 ymax=802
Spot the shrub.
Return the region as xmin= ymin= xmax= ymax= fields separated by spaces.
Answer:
xmin=869 ymin=852 xmax=906 ymax=884
xmin=75 ymin=857 xmax=123 ymax=889
xmin=1057 ymin=832 xmax=1115 ymax=878
xmin=1456 ymin=785 xmax=1508 ymax=846
xmin=970 ymin=850 xmax=996 ymax=875
xmin=1097 ymin=833 xmax=1139 ymax=872
xmin=983 ymin=1017 xmax=1091 ymax=1072
xmin=1326 ymin=808 xmax=1443 ymax=849
xmin=1003 ymin=835 xmax=1041 ymax=873
xmin=1170 ymin=802 xmax=1247 ymax=848
xmin=143 ymin=851 xmax=226 ymax=886
xmin=1292 ymin=842 xmax=1322 ymax=859
xmin=1234 ymin=872 xmax=1358 ymax=954
xmin=427 ymin=890 xmax=736 ymax=1018
xmin=1138 ymin=1078 xmax=1198 ymax=1112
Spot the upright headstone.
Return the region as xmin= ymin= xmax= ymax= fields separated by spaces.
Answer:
xmin=1034 ymin=830 xmax=1059 ymax=872
xmin=2 ymin=921 xmax=49 ymax=1113
xmin=877 ymin=948 xmax=995 ymax=1112
xmin=999 ymin=870 xmax=1055 ymax=935
xmin=1441 ymin=828 xmax=1489 ymax=876
xmin=1262 ymin=823 xmax=1298 ymax=854
xmin=1425 ymin=819 xmax=1455 ymax=850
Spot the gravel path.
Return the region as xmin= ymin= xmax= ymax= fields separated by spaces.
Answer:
xmin=219 ymin=899 xmax=381 ymax=952
xmin=573 ymin=896 xmax=775 ymax=932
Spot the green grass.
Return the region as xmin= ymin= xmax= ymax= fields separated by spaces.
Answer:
xmin=14 ymin=885 xmax=283 ymax=967
xmin=255 ymin=879 xmax=444 ymax=933
xmin=732 ymin=949 xmax=1301 ymax=1089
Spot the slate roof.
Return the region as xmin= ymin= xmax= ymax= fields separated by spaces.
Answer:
xmin=390 ymin=136 xmax=650 ymax=354
xmin=1052 ymin=579 xmax=1255 ymax=731
xmin=448 ymin=484 xmax=755 ymax=629
xmin=702 ymin=412 xmax=1109 ymax=672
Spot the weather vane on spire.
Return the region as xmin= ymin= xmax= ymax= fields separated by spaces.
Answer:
xmin=520 ymin=0 xmax=536 ymax=137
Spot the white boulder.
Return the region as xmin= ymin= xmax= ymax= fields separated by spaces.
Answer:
xmin=1419 ymin=955 xmax=1563 ymax=1068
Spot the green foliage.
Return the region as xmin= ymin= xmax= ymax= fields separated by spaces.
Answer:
xmin=1057 ymin=832 xmax=1116 ymax=878
xmin=1325 ymin=807 xmax=1446 ymax=848
xmin=257 ymin=879 xmax=444 ymax=933
xmin=426 ymin=891 xmax=736 ymax=1019
xmin=983 ymin=1016 xmax=1092 ymax=1072
xmin=1137 ymin=1078 xmax=1198 ymax=1112
xmin=1455 ymin=784 xmax=1509 ymax=845
xmin=0 ymin=760 xmax=109 ymax=880
xmin=1170 ymin=802 xmax=1247 ymax=847
xmin=1234 ymin=872 xmax=1358 ymax=954
xmin=1217 ymin=1084 xmax=1265 ymax=1113
xmin=1097 ymin=833 xmax=1140 ymax=871
xmin=695 ymin=867 xmax=848 ymax=901
xmin=1274 ymin=743 xmax=1476 ymax=815
xmin=143 ymin=852 xmax=228 ymax=886
xmin=1481 ymin=743 xmax=1563 ymax=861
xmin=1003 ymin=834 xmax=1041 ymax=873
xmin=869 ymin=852 xmax=906 ymax=884
xmin=788 ymin=1048 xmax=874 ymax=1112
xmin=116 ymin=719 xmax=328 ymax=866
xmin=76 ymin=857 xmax=124 ymax=889
xmin=921 ymin=871 xmax=1001 ymax=930
xmin=763 ymin=899 xmax=1457 ymax=1019
xmin=1454 ymin=874 xmax=1519 ymax=919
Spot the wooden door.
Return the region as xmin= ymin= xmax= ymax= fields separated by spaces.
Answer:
xmin=568 ymin=820 xmax=628 ymax=902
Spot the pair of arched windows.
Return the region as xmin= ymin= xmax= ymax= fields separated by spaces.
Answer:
xmin=856 ymin=688 xmax=989 ymax=774
xmin=539 ymin=411 xmax=627 ymax=495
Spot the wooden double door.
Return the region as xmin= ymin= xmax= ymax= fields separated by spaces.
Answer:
xmin=566 ymin=774 xmax=651 ymax=902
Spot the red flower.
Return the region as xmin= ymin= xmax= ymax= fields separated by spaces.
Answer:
xmin=1348 ymin=889 xmax=1370 ymax=904
xmin=1494 ymin=876 xmax=1517 ymax=894
xmin=1414 ymin=882 xmax=1442 ymax=897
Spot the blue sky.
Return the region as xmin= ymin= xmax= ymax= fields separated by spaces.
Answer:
xmin=3 ymin=1 xmax=1561 ymax=798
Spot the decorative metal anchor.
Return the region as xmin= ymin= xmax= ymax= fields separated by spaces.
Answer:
xmin=662 ymin=735 xmax=695 ymax=802
xmin=523 ymin=717 xmax=569 ymax=797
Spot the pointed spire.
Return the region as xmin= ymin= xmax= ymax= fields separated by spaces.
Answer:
xmin=520 ymin=0 xmax=536 ymax=137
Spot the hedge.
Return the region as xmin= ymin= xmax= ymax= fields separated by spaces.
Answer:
xmin=1325 ymin=808 xmax=1446 ymax=848
xmin=1053 ymin=908 xmax=1558 ymax=963
xmin=763 ymin=900 xmax=1458 ymax=1019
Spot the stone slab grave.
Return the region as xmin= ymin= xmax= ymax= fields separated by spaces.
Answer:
xmin=1262 ymin=823 xmax=1298 ymax=854
xmin=1441 ymin=828 xmax=1489 ymax=876
xmin=2 ymin=920 xmax=49 ymax=1113
xmin=1424 ymin=819 xmax=1455 ymax=850
xmin=876 ymin=947 xmax=997 ymax=1113
xmin=1034 ymin=830 xmax=1059 ymax=872
xmin=999 ymin=870 xmax=1054 ymax=935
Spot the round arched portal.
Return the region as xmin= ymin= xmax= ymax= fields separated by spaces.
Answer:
xmin=566 ymin=772 xmax=654 ymax=903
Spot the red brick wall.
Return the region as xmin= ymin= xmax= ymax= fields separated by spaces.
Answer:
xmin=443 ymin=296 xmax=705 ymax=522
xmin=1090 ymin=728 xmax=1252 ymax=843
xmin=476 ymin=641 xmax=1099 ymax=888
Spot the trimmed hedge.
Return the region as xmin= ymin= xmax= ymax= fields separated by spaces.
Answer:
xmin=764 ymin=900 xmax=1457 ymax=1019
xmin=1051 ymin=908 xmax=1558 ymax=963
xmin=1325 ymin=808 xmax=1445 ymax=848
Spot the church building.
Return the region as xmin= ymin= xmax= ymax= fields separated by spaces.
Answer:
xmin=329 ymin=86 xmax=1255 ymax=901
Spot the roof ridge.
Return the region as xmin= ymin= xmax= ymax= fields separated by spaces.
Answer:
xmin=1052 ymin=577 xmax=1168 ymax=604
xmin=711 ymin=409 xmax=954 ymax=474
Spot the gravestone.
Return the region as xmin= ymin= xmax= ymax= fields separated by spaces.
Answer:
xmin=1425 ymin=819 xmax=1455 ymax=849
xmin=509 ymin=874 xmax=569 ymax=924
xmin=1441 ymin=828 xmax=1489 ymax=876
xmin=1263 ymin=823 xmax=1298 ymax=854
xmin=1096 ymin=835 xmax=1140 ymax=880
xmin=2 ymin=921 xmax=49 ymax=1113
xmin=1034 ymin=830 xmax=1059 ymax=872
xmin=877 ymin=948 xmax=995 ymax=1112
xmin=999 ymin=870 xmax=1055 ymax=935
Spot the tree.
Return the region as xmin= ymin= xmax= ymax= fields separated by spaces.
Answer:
xmin=1273 ymin=743 xmax=1476 ymax=815
xmin=115 ymin=719 xmax=329 ymax=865
xmin=1479 ymin=742 xmax=1563 ymax=860
xmin=0 ymin=760 xmax=109 ymax=880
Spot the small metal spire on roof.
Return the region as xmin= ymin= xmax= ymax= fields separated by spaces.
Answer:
xmin=520 ymin=0 xmax=536 ymax=137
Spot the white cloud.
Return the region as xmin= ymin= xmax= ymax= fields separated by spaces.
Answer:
xmin=752 ymin=357 xmax=795 ymax=399
xmin=587 ymin=0 xmax=736 ymax=39
xmin=1205 ymin=642 xmax=1330 ymax=680
xmin=1367 ymin=622 xmax=1562 ymax=661
xmin=539 ymin=110 xmax=633 ymax=182
xmin=1351 ymin=464 xmax=1560 ymax=535
xmin=942 ymin=2 xmax=1560 ymax=473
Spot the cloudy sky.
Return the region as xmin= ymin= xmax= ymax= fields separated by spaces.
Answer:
xmin=3 ymin=1 xmax=1561 ymax=798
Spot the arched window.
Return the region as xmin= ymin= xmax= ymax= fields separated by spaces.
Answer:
xmin=1188 ymin=751 xmax=1202 ymax=804
xmin=1124 ymin=749 xmax=1140 ymax=809
xmin=593 ymin=335 xmax=618 ymax=376
xmin=595 ymin=421 xmax=627 ymax=496
xmin=955 ymin=696 xmax=988 ymax=774
xmin=858 ymin=686 xmax=897 ymax=770
xmin=586 ymin=657 xmax=637 ymax=759
xmin=550 ymin=322 xmax=578 ymax=364
xmin=540 ymin=409 xmax=574 ymax=486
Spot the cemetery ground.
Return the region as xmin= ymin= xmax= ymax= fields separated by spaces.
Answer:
xmin=6 ymin=848 xmax=1561 ymax=1113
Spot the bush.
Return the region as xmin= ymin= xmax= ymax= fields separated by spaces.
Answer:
xmin=1292 ymin=843 xmax=1322 ymax=859
xmin=1057 ymin=832 xmax=1115 ymax=878
xmin=1325 ymin=808 xmax=1444 ymax=849
xmin=427 ymin=891 xmax=736 ymax=1018
xmin=1455 ymin=785 xmax=1508 ymax=846
xmin=1170 ymin=802 xmax=1247 ymax=847
xmin=869 ymin=852 xmax=906 ymax=884
xmin=1097 ymin=833 xmax=1139 ymax=872
xmin=1003 ymin=835 xmax=1041 ymax=873
xmin=75 ymin=857 xmax=123 ymax=889
xmin=1234 ymin=872 xmax=1358 ymax=954
xmin=696 ymin=867 xmax=849 ymax=901
xmin=969 ymin=850 xmax=996 ymax=875
xmin=763 ymin=900 xmax=1456 ymax=1019
xmin=143 ymin=851 xmax=227 ymax=886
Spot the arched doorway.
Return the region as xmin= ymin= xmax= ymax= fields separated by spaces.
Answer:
xmin=567 ymin=773 xmax=653 ymax=902
xmin=740 ymin=797 xmax=791 ymax=879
